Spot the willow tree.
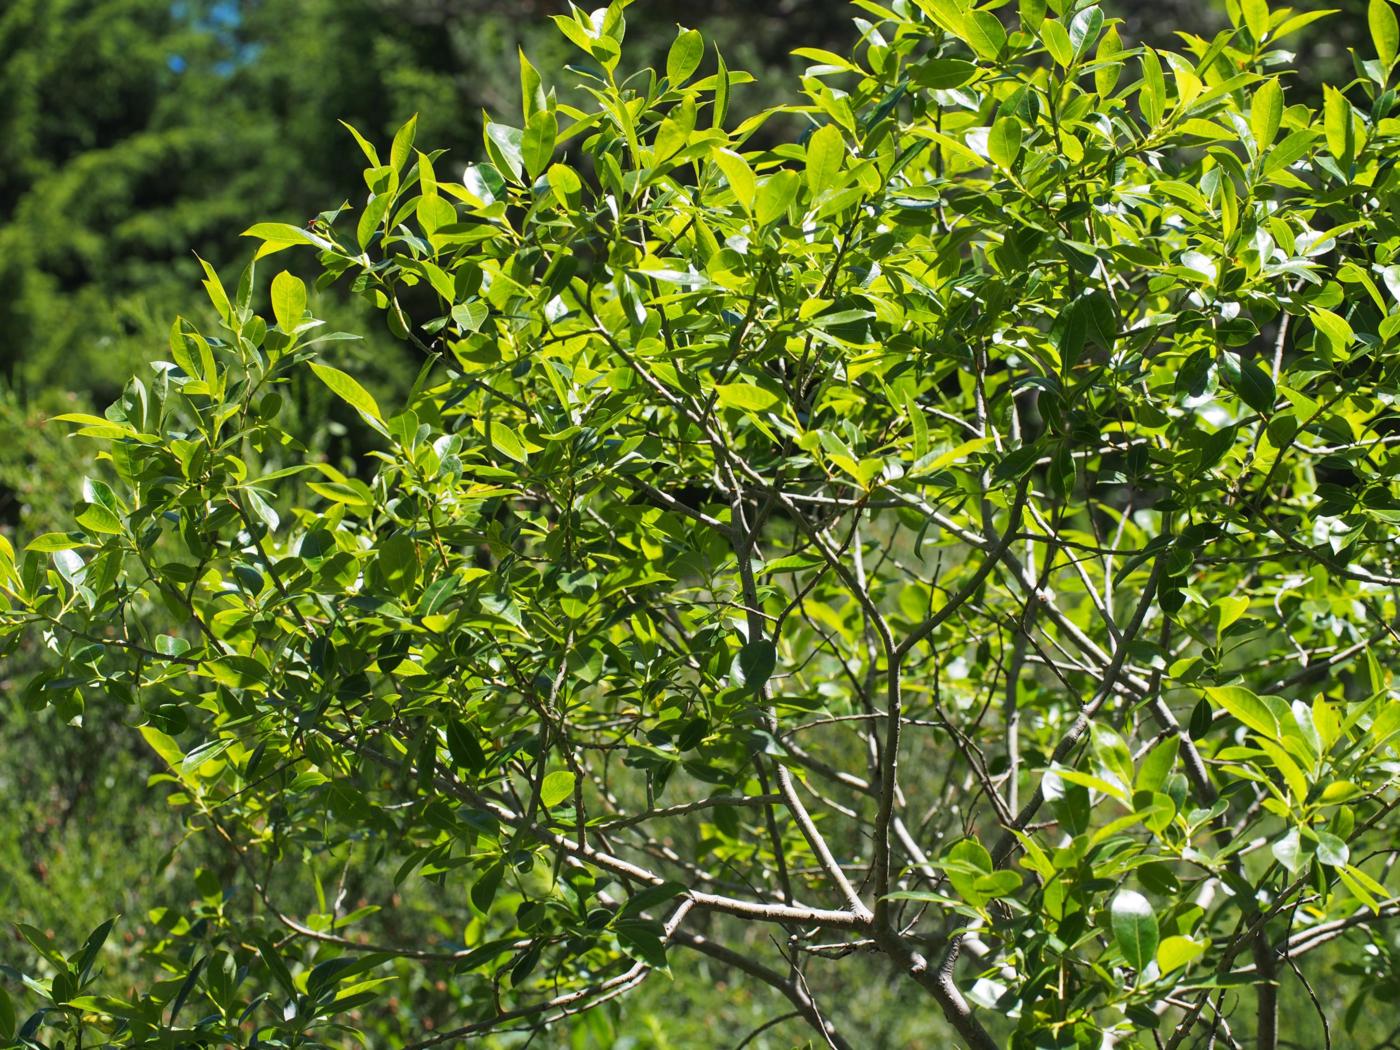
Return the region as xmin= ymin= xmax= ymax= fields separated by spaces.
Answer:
xmin=6 ymin=0 xmax=1400 ymax=1045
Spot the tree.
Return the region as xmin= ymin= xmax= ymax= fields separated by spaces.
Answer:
xmin=5 ymin=0 xmax=1400 ymax=1045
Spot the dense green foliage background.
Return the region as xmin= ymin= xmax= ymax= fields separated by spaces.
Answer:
xmin=1 ymin=1 xmax=1391 ymax=1047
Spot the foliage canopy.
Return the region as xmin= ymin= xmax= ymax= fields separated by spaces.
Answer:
xmin=7 ymin=0 xmax=1400 ymax=1046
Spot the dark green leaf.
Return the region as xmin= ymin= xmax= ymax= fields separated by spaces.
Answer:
xmin=1111 ymin=890 xmax=1159 ymax=971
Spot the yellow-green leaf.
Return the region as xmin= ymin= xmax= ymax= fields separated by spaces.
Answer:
xmin=1140 ymin=49 xmax=1165 ymax=126
xmin=962 ymin=9 xmax=1006 ymax=59
xmin=76 ymin=504 xmax=123 ymax=536
xmin=1251 ymin=79 xmax=1283 ymax=150
xmin=1310 ymin=307 xmax=1354 ymax=351
xmin=1205 ymin=684 xmax=1281 ymax=739
xmin=140 ymin=725 xmax=185 ymax=769
xmin=716 ymin=383 xmax=780 ymax=412
xmin=310 ymin=362 xmax=383 ymax=422
xmin=805 ymin=123 xmax=845 ymax=195
xmin=1156 ymin=935 xmax=1207 ymax=973
xmin=1040 ymin=19 xmax=1073 ymax=67
xmin=540 ymin=769 xmax=577 ymax=808
xmin=1372 ymin=0 xmax=1399 ymax=67
xmin=667 ymin=27 xmax=704 ymax=84
xmin=1215 ymin=595 xmax=1250 ymax=634
xmin=1242 ymin=0 xmax=1270 ymax=41
xmin=271 ymin=271 xmax=307 ymax=333
xmin=988 ymin=116 xmax=1023 ymax=169
xmin=1323 ymin=84 xmax=1355 ymax=164
xmin=390 ymin=113 xmax=418 ymax=175
xmin=755 ymin=170 xmax=800 ymax=226
xmin=1094 ymin=27 xmax=1123 ymax=96
xmin=487 ymin=422 xmax=528 ymax=463
xmin=713 ymin=148 xmax=755 ymax=211
xmin=522 ymin=108 xmax=558 ymax=180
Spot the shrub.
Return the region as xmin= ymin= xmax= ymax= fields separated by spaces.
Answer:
xmin=6 ymin=0 xmax=1400 ymax=1045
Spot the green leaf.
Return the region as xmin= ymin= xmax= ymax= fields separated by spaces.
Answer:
xmin=1040 ymin=19 xmax=1073 ymax=67
xmin=1371 ymin=0 xmax=1399 ymax=66
xmin=1092 ymin=724 xmax=1135 ymax=792
xmin=1068 ymin=5 xmax=1104 ymax=55
xmin=1226 ymin=355 xmax=1275 ymax=414
xmin=207 ymin=656 xmax=269 ymax=690
xmin=731 ymin=638 xmax=777 ymax=692
xmin=140 ymin=725 xmax=184 ymax=769
xmin=487 ymin=421 xmax=528 ymax=463
xmin=713 ymin=46 xmax=731 ymax=128
xmin=310 ymin=362 xmax=383 ymax=422
xmin=1316 ymin=830 xmax=1350 ymax=867
xmin=452 ymin=301 xmax=489 ymax=334
xmin=76 ymin=503 xmax=123 ymax=536
xmin=1251 ymin=79 xmax=1283 ymax=150
xmin=471 ymin=862 xmax=504 ymax=914
xmin=974 ymin=870 xmax=1022 ymax=898
xmin=1215 ymin=595 xmax=1250 ymax=634
xmin=713 ymin=148 xmax=755 ymax=211
xmin=519 ymin=48 xmax=545 ymax=121
xmin=715 ymin=383 xmax=780 ymax=412
xmin=619 ymin=882 xmax=687 ymax=919
xmin=195 ymin=255 xmax=234 ymax=325
xmin=522 ymin=108 xmax=558 ymax=180
xmin=256 ymin=935 xmax=298 ymax=1000
xmin=1205 ymin=684 xmax=1281 ymax=739
xmin=1310 ymin=307 xmax=1354 ymax=351
xmin=550 ymin=12 xmax=593 ymax=53
xmin=26 ymin=532 xmax=85 ymax=552
xmin=1242 ymin=0 xmax=1270 ymax=41
xmin=988 ymin=116 xmax=1022 ymax=169
xmin=17 ymin=923 xmax=67 ymax=970
xmin=357 ymin=192 xmax=389 ymax=250
xmin=1272 ymin=8 xmax=1340 ymax=40
xmin=1272 ymin=827 xmax=1306 ymax=873
xmin=667 ymin=27 xmax=704 ymax=84
xmin=805 ymin=123 xmax=845 ymax=195
xmin=1340 ymin=863 xmax=1388 ymax=911
xmin=1323 ymin=84 xmax=1355 ymax=164
xmin=909 ymin=436 xmax=993 ymax=478
xmin=0 ymin=985 xmax=14 ymax=1042
xmin=241 ymin=222 xmax=324 ymax=260
xmin=755 ymin=169 xmax=800 ymax=226
xmin=1095 ymin=27 xmax=1124 ymax=96
xmin=1136 ymin=736 xmax=1179 ymax=792
xmin=547 ymin=163 xmax=582 ymax=206
xmin=948 ymin=839 xmax=993 ymax=872
xmin=339 ymin=120 xmax=381 ymax=165
xmin=374 ymin=533 xmax=419 ymax=597
xmin=53 ymin=547 xmax=86 ymax=586
xmin=962 ymin=10 xmax=1007 ymax=59
xmin=446 ymin=720 xmax=486 ymax=774
xmin=540 ymin=769 xmax=577 ymax=808
xmin=615 ymin=921 xmax=670 ymax=970
xmin=74 ymin=918 xmax=115 ymax=980
xmin=1111 ymin=889 xmax=1159 ymax=971
xmin=943 ymin=838 xmax=995 ymax=906
xmin=1140 ymin=49 xmax=1165 ymax=126
xmin=1264 ymin=128 xmax=1321 ymax=175
xmin=912 ymin=58 xmax=978 ymax=89
xmin=485 ymin=122 xmax=525 ymax=181
xmin=390 ymin=113 xmax=418 ymax=175
xmin=271 ymin=271 xmax=307 ymax=333
xmin=1156 ymin=934 xmax=1206 ymax=973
